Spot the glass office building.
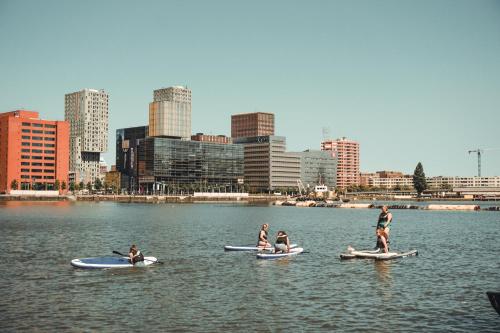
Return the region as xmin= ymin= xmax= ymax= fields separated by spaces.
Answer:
xmin=116 ymin=126 xmax=149 ymax=193
xmin=137 ymin=137 xmax=244 ymax=194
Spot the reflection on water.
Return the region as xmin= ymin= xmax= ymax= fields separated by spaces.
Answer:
xmin=1 ymin=201 xmax=499 ymax=332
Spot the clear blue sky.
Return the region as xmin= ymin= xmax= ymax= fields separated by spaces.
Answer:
xmin=1 ymin=0 xmax=499 ymax=176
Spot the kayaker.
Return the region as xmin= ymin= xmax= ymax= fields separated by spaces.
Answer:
xmin=274 ymin=231 xmax=291 ymax=253
xmin=376 ymin=206 xmax=392 ymax=253
xmin=128 ymin=244 xmax=144 ymax=264
xmin=257 ymin=223 xmax=272 ymax=248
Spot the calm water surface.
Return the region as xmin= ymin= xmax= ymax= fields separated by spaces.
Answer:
xmin=1 ymin=201 xmax=499 ymax=332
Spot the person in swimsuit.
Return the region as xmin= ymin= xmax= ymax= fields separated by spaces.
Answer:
xmin=128 ymin=244 xmax=144 ymax=264
xmin=376 ymin=206 xmax=392 ymax=253
xmin=257 ymin=224 xmax=272 ymax=248
xmin=274 ymin=231 xmax=291 ymax=253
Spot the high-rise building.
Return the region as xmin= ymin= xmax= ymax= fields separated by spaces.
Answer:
xmin=321 ymin=137 xmax=360 ymax=188
xmin=233 ymin=136 xmax=300 ymax=192
xmin=191 ymin=133 xmax=232 ymax=144
xmin=149 ymin=86 xmax=191 ymax=139
xmin=231 ymin=112 xmax=274 ymax=139
xmin=0 ymin=110 xmax=69 ymax=194
xmin=296 ymin=150 xmax=337 ymax=189
xmin=65 ymin=89 xmax=109 ymax=184
xmin=116 ymin=125 xmax=149 ymax=193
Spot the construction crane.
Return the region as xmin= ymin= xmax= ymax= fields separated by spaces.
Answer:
xmin=468 ymin=148 xmax=500 ymax=177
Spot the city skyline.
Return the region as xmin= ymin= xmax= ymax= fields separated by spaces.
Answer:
xmin=1 ymin=0 xmax=499 ymax=176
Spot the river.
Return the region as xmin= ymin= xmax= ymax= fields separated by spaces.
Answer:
xmin=1 ymin=201 xmax=499 ymax=332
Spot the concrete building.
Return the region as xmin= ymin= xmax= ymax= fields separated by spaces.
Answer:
xmin=149 ymin=86 xmax=191 ymax=139
xmin=233 ymin=136 xmax=300 ymax=192
xmin=231 ymin=112 xmax=274 ymax=139
xmin=137 ymin=137 xmax=244 ymax=194
xmin=321 ymin=137 xmax=360 ymax=188
xmin=0 ymin=110 xmax=69 ymax=194
xmin=427 ymin=176 xmax=500 ymax=189
xmin=191 ymin=133 xmax=232 ymax=144
xmin=116 ymin=126 xmax=149 ymax=193
xmin=296 ymin=150 xmax=337 ymax=190
xmin=65 ymin=89 xmax=109 ymax=184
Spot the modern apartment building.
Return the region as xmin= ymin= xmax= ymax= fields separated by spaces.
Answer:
xmin=137 ymin=137 xmax=244 ymax=194
xmin=233 ymin=136 xmax=300 ymax=192
xmin=321 ymin=137 xmax=360 ymax=188
xmin=231 ymin=112 xmax=274 ymax=139
xmin=296 ymin=150 xmax=337 ymax=189
xmin=116 ymin=125 xmax=149 ymax=193
xmin=149 ymin=86 xmax=191 ymax=139
xmin=191 ymin=133 xmax=232 ymax=144
xmin=65 ymin=89 xmax=109 ymax=184
xmin=0 ymin=110 xmax=69 ymax=194
xmin=427 ymin=176 xmax=500 ymax=189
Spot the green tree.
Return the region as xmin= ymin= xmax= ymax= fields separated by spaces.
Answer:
xmin=86 ymin=181 xmax=92 ymax=192
xmin=413 ymin=162 xmax=428 ymax=196
xmin=54 ymin=179 xmax=60 ymax=190
xmin=61 ymin=181 xmax=67 ymax=191
xmin=79 ymin=181 xmax=84 ymax=191
xmin=94 ymin=178 xmax=102 ymax=191
xmin=10 ymin=179 xmax=19 ymax=190
xmin=69 ymin=181 xmax=75 ymax=192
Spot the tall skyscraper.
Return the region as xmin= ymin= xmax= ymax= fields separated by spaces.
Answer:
xmin=149 ymin=86 xmax=191 ymax=139
xmin=0 ymin=110 xmax=69 ymax=194
xmin=65 ymin=89 xmax=109 ymax=184
xmin=321 ymin=137 xmax=360 ymax=189
xmin=231 ymin=112 xmax=274 ymax=139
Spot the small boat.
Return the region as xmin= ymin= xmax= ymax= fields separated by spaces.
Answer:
xmin=224 ymin=244 xmax=298 ymax=252
xmin=71 ymin=256 xmax=158 ymax=269
xmin=487 ymin=292 xmax=500 ymax=316
xmin=256 ymin=247 xmax=304 ymax=259
xmin=340 ymin=247 xmax=418 ymax=260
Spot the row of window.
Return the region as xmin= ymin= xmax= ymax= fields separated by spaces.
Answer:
xmin=21 ymin=169 xmax=54 ymax=173
xmin=21 ymin=122 xmax=56 ymax=128
xmin=21 ymin=156 xmax=55 ymax=160
xmin=21 ymin=136 xmax=56 ymax=141
xmin=20 ymin=175 xmax=54 ymax=179
xmin=22 ymin=129 xmax=56 ymax=134
xmin=21 ymin=149 xmax=55 ymax=154
xmin=21 ymin=162 xmax=55 ymax=166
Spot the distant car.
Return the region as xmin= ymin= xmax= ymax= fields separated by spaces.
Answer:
xmin=273 ymin=192 xmax=282 ymax=196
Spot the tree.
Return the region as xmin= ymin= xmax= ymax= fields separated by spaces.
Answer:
xmin=86 ymin=181 xmax=92 ymax=192
xmin=94 ymin=178 xmax=102 ymax=191
xmin=79 ymin=181 xmax=85 ymax=191
xmin=54 ymin=179 xmax=60 ymax=190
xmin=69 ymin=181 xmax=75 ymax=192
xmin=413 ymin=162 xmax=428 ymax=196
xmin=61 ymin=181 xmax=67 ymax=191
xmin=10 ymin=179 xmax=19 ymax=190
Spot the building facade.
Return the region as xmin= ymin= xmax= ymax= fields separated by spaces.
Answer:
xmin=427 ymin=176 xmax=500 ymax=189
xmin=0 ymin=110 xmax=69 ymax=194
xmin=65 ymin=89 xmax=109 ymax=184
xmin=296 ymin=150 xmax=337 ymax=189
xmin=321 ymin=137 xmax=360 ymax=188
xmin=149 ymin=86 xmax=191 ymax=139
xmin=116 ymin=126 xmax=149 ymax=193
xmin=137 ymin=137 xmax=244 ymax=194
xmin=191 ymin=133 xmax=232 ymax=144
xmin=233 ymin=136 xmax=300 ymax=192
xmin=231 ymin=112 xmax=274 ymax=139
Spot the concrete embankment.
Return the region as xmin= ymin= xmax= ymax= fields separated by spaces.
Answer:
xmin=76 ymin=194 xmax=277 ymax=203
xmin=0 ymin=195 xmax=68 ymax=201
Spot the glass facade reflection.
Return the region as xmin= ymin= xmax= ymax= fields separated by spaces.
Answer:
xmin=116 ymin=126 xmax=148 ymax=192
xmin=138 ymin=137 xmax=244 ymax=193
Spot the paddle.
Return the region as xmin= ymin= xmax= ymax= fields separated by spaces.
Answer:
xmin=112 ymin=250 xmax=164 ymax=265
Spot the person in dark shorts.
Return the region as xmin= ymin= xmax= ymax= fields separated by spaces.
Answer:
xmin=128 ymin=244 xmax=144 ymax=264
xmin=376 ymin=206 xmax=392 ymax=253
xmin=274 ymin=231 xmax=291 ymax=253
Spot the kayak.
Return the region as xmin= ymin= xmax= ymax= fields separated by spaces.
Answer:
xmin=256 ymin=247 xmax=304 ymax=259
xmin=224 ymin=244 xmax=298 ymax=251
xmin=487 ymin=292 xmax=500 ymax=316
xmin=71 ymin=256 xmax=158 ymax=269
xmin=340 ymin=248 xmax=418 ymax=260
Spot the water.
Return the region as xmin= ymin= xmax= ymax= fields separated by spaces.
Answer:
xmin=1 ymin=201 xmax=499 ymax=332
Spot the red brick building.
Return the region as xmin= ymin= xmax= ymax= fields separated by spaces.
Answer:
xmin=231 ymin=112 xmax=274 ymax=138
xmin=321 ymin=137 xmax=360 ymax=189
xmin=0 ymin=110 xmax=69 ymax=194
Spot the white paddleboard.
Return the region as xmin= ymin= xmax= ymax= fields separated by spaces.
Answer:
xmin=256 ymin=247 xmax=304 ymax=259
xmin=224 ymin=244 xmax=298 ymax=251
xmin=71 ymin=256 xmax=158 ymax=269
xmin=340 ymin=248 xmax=417 ymax=260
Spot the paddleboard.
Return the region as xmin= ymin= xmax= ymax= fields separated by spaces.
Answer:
xmin=224 ymin=244 xmax=298 ymax=251
xmin=256 ymin=247 xmax=304 ymax=259
xmin=71 ymin=256 xmax=158 ymax=269
xmin=340 ymin=248 xmax=417 ymax=260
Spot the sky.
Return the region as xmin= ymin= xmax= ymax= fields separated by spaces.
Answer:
xmin=1 ymin=0 xmax=499 ymax=176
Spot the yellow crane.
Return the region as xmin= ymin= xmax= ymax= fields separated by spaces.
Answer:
xmin=467 ymin=148 xmax=500 ymax=177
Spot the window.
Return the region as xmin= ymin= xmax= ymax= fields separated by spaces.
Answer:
xmin=31 ymin=162 xmax=42 ymax=166
xmin=31 ymin=169 xmax=43 ymax=173
xmin=22 ymin=142 xmax=30 ymax=146
xmin=22 ymin=122 xmax=30 ymax=126
xmin=32 ymin=123 xmax=43 ymax=128
xmin=22 ymin=129 xmax=30 ymax=133
xmin=44 ymin=131 xmax=55 ymax=135
xmin=32 ymin=130 xmax=43 ymax=134
xmin=32 ymin=156 xmax=43 ymax=160
xmin=44 ymin=176 xmax=54 ymax=179
xmin=21 ymin=168 xmax=30 ymax=172
xmin=21 ymin=155 xmax=30 ymax=159
xmin=22 ymin=136 xmax=30 ymax=140
xmin=44 ymin=163 xmax=54 ymax=167
xmin=44 ymin=137 xmax=55 ymax=141
xmin=43 ymin=169 xmax=54 ymax=173
xmin=21 ymin=149 xmax=30 ymax=153
xmin=32 ymin=149 xmax=43 ymax=153
xmin=44 ymin=150 xmax=55 ymax=154
xmin=32 ymin=136 xmax=43 ymax=140
xmin=21 ymin=175 xmax=30 ymax=179
xmin=32 ymin=143 xmax=43 ymax=147
xmin=21 ymin=162 xmax=29 ymax=166
xmin=44 ymin=156 xmax=55 ymax=160
xmin=44 ymin=144 xmax=55 ymax=148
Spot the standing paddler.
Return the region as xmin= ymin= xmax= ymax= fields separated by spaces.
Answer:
xmin=376 ymin=206 xmax=392 ymax=253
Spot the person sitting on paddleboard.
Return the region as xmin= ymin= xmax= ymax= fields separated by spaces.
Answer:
xmin=128 ymin=244 xmax=144 ymax=264
xmin=257 ymin=223 xmax=272 ymax=248
xmin=376 ymin=206 xmax=392 ymax=253
xmin=274 ymin=231 xmax=291 ymax=253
